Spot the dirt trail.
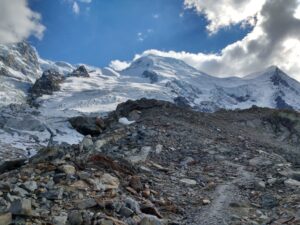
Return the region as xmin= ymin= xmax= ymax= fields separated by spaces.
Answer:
xmin=186 ymin=162 xmax=255 ymax=225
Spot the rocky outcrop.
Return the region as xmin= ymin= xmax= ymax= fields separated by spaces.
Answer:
xmin=113 ymin=98 xmax=174 ymax=118
xmin=142 ymin=70 xmax=159 ymax=83
xmin=275 ymin=96 xmax=294 ymax=110
xmin=173 ymin=96 xmax=190 ymax=108
xmin=68 ymin=65 xmax=90 ymax=78
xmin=30 ymin=69 xmax=64 ymax=98
xmin=0 ymin=42 xmax=40 ymax=80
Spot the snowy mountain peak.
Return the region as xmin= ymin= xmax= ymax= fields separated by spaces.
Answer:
xmin=121 ymin=54 xmax=209 ymax=83
xmin=266 ymin=65 xmax=280 ymax=72
xmin=127 ymin=54 xmax=202 ymax=73
xmin=245 ymin=65 xmax=288 ymax=80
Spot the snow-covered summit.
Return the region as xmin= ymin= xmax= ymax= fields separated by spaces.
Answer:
xmin=122 ymin=54 xmax=209 ymax=81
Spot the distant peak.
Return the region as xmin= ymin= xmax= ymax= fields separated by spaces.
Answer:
xmin=244 ymin=65 xmax=288 ymax=80
xmin=266 ymin=65 xmax=282 ymax=73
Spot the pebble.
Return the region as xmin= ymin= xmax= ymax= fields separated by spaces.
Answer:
xmin=9 ymin=198 xmax=32 ymax=216
xmin=261 ymin=194 xmax=278 ymax=209
xmin=155 ymin=144 xmax=163 ymax=154
xmin=202 ymin=199 xmax=211 ymax=205
xmin=92 ymin=173 xmax=119 ymax=191
xmin=129 ymin=175 xmax=143 ymax=192
xmin=21 ymin=180 xmax=38 ymax=192
xmin=0 ymin=212 xmax=12 ymax=225
xmin=140 ymin=215 xmax=162 ymax=225
xmin=68 ymin=210 xmax=83 ymax=225
xmin=119 ymin=206 xmax=134 ymax=217
xmin=60 ymin=164 xmax=76 ymax=175
xmin=284 ymin=178 xmax=300 ymax=187
xmin=81 ymin=135 xmax=94 ymax=150
xmin=76 ymin=198 xmax=97 ymax=209
xmin=53 ymin=212 xmax=68 ymax=225
xmin=180 ymin=178 xmax=197 ymax=185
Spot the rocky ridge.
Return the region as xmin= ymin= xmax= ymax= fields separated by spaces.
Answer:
xmin=0 ymin=99 xmax=299 ymax=225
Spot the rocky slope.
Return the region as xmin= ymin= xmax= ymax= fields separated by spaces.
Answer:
xmin=0 ymin=41 xmax=300 ymax=181
xmin=0 ymin=99 xmax=299 ymax=225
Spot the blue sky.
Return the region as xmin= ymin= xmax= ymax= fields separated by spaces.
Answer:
xmin=28 ymin=0 xmax=250 ymax=67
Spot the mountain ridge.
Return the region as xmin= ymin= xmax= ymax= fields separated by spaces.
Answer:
xmin=0 ymin=42 xmax=300 ymax=158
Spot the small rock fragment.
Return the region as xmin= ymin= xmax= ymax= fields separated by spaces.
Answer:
xmin=180 ymin=178 xmax=197 ymax=185
xmin=140 ymin=215 xmax=162 ymax=225
xmin=129 ymin=176 xmax=143 ymax=192
xmin=9 ymin=198 xmax=32 ymax=216
xmin=119 ymin=206 xmax=134 ymax=218
xmin=60 ymin=164 xmax=76 ymax=175
xmin=68 ymin=210 xmax=83 ymax=225
xmin=21 ymin=180 xmax=38 ymax=192
xmin=202 ymin=199 xmax=211 ymax=205
xmin=284 ymin=178 xmax=300 ymax=187
xmin=0 ymin=212 xmax=12 ymax=225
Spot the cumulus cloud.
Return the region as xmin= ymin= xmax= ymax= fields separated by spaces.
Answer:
xmin=109 ymin=60 xmax=130 ymax=71
xmin=0 ymin=0 xmax=45 ymax=44
xmin=130 ymin=0 xmax=300 ymax=81
xmin=184 ymin=0 xmax=266 ymax=34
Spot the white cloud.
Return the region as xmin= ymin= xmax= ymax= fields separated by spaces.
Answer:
xmin=0 ymin=0 xmax=45 ymax=44
xmin=72 ymin=2 xmax=80 ymax=14
xmin=147 ymin=29 xmax=154 ymax=33
xmin=137 ymin=32 xmax=145 ymax=42
xmin=130 ymin=0 xmax=300 ymax=81
xmin=109 ymin=60 xmax=130 ymax=71
xmin=184 ymin=0 xmax=266 ymax=34
xmin=153 ymin=14 xmax=160 ymax=19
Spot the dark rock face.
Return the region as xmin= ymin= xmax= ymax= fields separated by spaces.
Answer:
xmin=270 ymin=68 xmax=289 ymax=87
xmin=142 ymin=70 xmax=159 ymax=83
xmin=16 ymin=42 xmax=39 ymax=69
xmin=275 ymin=96 xmax=293 ymax=110
xmin=69 ymin=65 xmax=89 ymax=77
xmin=229 ymin=94 xmax=251 ymax=103
xmin=174 ymin=96 xmax=190 ymax=108
xmin=0 ymin=42 xmax=40 ymax=79
xmin=69 ymin=116 xmax=106 ymax=136
xmin=30 ymin=70 xmax=64 ymax=97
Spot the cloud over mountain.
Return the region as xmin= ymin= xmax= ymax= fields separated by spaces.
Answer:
xmin=128 ymin=0 xmax=300 ymax=81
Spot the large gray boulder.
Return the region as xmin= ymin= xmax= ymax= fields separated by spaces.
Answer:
xmin=69 ymin=116 xmax=106 ymax=136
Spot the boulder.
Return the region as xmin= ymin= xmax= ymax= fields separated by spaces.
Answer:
xmin=69 ymin=116 xmax=105 ymax=136
xmin=0 ymin=159 xmax=26 ymax=174
xmin=114 ymin=98 xmax=173 ymax=118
